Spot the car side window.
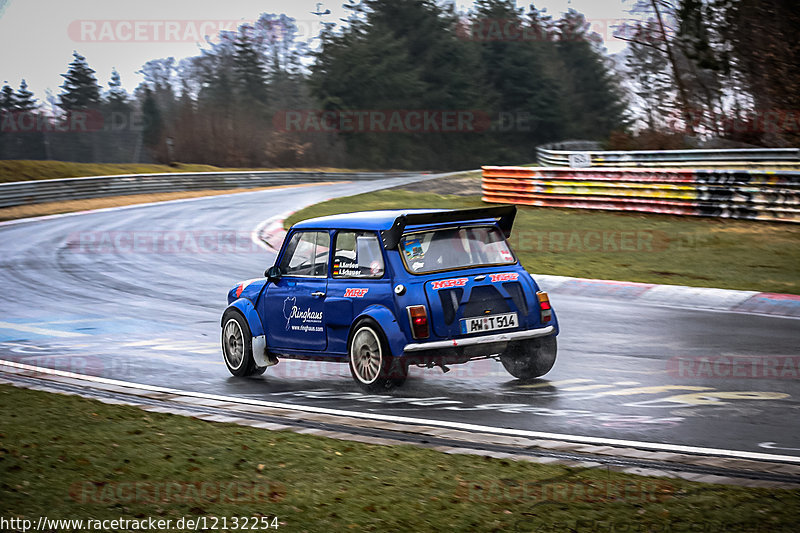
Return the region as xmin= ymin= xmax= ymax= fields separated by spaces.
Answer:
xmin=333 ymin=231 xmax=385 ymax=278
xmin=280 ymin=231 xmax=330 ymax=277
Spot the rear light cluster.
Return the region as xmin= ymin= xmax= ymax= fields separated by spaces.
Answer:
xmin=537 ymin=291 xmax=552 ymax=322
xmin=407 ymin=305 xmax=430 ymax=339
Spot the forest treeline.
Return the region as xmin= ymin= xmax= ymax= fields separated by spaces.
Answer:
xmin=1 ymin=0 xmax=797 ymax=169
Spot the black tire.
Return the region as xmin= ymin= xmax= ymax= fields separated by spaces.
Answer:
xmin=221 ymin=310 xmax=262 ymax=377
xmin=500 ymin=335 xmax=557 ymax=379
xmin=348 ymin=319 xmax=407 ymax=391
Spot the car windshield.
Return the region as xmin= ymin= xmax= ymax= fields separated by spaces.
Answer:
xmin=399 ymin=226 xmax=515 ymax=274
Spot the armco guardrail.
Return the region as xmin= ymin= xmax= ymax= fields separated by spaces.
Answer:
xmin=482 ymin=166 xmax=800 ymax=223
xmin=0 ymin=171 xmax=421 ymax=209
xmin=537 ymin=143 xmax=800 ymax=169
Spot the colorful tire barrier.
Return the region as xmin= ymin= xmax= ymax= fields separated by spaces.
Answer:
xmin=482 ymin=166 xmax=800 ymax=223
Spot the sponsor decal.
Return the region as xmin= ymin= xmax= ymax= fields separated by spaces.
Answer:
xmin=283 ymin=297 xmax=323 ymax=331
xmin=431 ymin=278 xmax=468 ymax=290
xmin=333 ymin=260 xmax=360 ymax=277
xmin=489 ymin=273 xmax=519 ymax=283
xmin=403 ymin=238 xmax=425 ymax=260
xmin=344 ymin=288 xmax=369 ymax=298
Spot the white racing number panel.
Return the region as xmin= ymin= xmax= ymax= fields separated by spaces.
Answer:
xmin=460 ymin=312 xmax=518 ymax=335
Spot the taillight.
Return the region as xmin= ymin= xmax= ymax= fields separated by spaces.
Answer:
xmin=407 ymin=305 xmax=430 ymax=339
xmin=537 ymin=291 xmax=552 ymax=322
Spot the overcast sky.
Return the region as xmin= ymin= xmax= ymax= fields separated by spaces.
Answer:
xmin=0 ymin=0 xmax=632 ymax=102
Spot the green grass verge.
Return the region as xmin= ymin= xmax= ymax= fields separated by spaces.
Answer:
xmin=0 ymin=160 xmax=374 ymax=183
xmin=1 ymin=384 xmax=797 ymax=532
xmin=284 ymin=190 xmax=800 ymax=294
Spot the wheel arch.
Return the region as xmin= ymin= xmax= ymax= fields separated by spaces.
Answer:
xmin=350 ymin=304 xmax=406 ymax=358
xmin=223 ymin=298 xmax=265 ymax=338
xmin=223 ymin=299 xmax=271 ymax=368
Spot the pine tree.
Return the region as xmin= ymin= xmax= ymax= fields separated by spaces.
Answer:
xmin=0 ymin=83 xmax=17 ymax=111
xmin=471 ymin=0 xmax=566 ymax=161
xmin=59 ymin=51 xmax=101 ymax=111
xmin=141 ymin=86 xmax=163 ymax=148
xmin=105 ymin=68 xmax=129 ymax=109
xmin=311 ymin=0 xmax=489 ymax=168
xmin=233 ymin=28 xmax=268 ymax=105
xmin=15 ymin=80 xmax=37 ymax=111
xmin=554 ymin=10 xmax=628 ymax=139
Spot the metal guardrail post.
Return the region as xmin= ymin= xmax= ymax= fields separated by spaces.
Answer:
xmin=0 ymin=171 xmax=421 ymax=209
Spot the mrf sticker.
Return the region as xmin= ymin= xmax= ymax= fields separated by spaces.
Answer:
xmin=430 ymin=278 xmax=468 ymax=290
xmin=489 ymin=273 xmax=519 ymax=283
xmin=344 ymin=288 xmax=369 ymax=298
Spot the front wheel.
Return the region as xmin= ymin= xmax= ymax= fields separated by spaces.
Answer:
xmin=500 ymin=335 xmax=557 ymax=379
xmin=348 ymin=320 xmax=407 ymax=391
xmin=221 ymin=311 xmax=262 ymax=377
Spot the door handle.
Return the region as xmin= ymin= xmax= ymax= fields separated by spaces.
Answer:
xmin=311 ymin=291 xmax=326 ymax=298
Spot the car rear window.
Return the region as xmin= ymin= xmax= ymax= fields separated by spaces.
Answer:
xmin=399 ymin=225 xmax=515 ymax=274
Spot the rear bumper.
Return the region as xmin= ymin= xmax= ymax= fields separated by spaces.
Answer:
xmin=403 ymin=325 xmax=555 ymax=353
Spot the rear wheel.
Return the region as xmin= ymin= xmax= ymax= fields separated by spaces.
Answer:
xmin=500 ymin=335 xmax=557 ymax=379
xmin=221 ymin=311 xmax=263 ymax=377
xmin=348 ymin=320 xmax=407 ymax=391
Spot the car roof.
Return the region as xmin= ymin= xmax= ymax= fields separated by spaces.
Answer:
xmin=290 ymin=206 xmax=518 ymax=249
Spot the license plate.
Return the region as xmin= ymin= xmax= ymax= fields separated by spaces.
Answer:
xmin=460 ymin=313 xmax=518 ymax=334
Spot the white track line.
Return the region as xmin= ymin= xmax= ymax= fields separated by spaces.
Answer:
xmin=2 ymin=359 xmax=798 ymax=465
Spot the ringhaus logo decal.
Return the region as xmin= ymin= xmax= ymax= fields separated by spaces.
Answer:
xmin=490 ymin=273 xmax=519 ymax=282
xmin=431 ymin=278 xmax=468 ymax=290
xmin=344 ymin=288 xmax=369 ymax=298
xmin=283 ymin=297 xmax=323 ymax=332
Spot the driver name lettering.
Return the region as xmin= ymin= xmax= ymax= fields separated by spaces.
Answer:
xmin=431 ymin=278 xmax=468 ymax=290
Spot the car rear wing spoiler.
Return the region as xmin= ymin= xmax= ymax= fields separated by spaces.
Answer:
xmin=381 ymin=205 xmax=517 ymax=249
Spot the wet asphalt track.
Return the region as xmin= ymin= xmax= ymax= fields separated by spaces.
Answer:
xmin=0 ymin=177 xmax=798 ymax=458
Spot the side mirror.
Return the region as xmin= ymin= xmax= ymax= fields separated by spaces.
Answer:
xmin=265 ymin=265 xmax=282 ymax=281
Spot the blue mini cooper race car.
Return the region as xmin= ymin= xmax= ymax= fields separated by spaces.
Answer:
xmin=221 ymin=206 xmax=559 ymax=390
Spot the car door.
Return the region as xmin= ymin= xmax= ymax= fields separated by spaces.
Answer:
xmin=263 ymin=230 xmax=330 ymax=352
xmin=324 ymin=230 xmax=392 ymax=354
